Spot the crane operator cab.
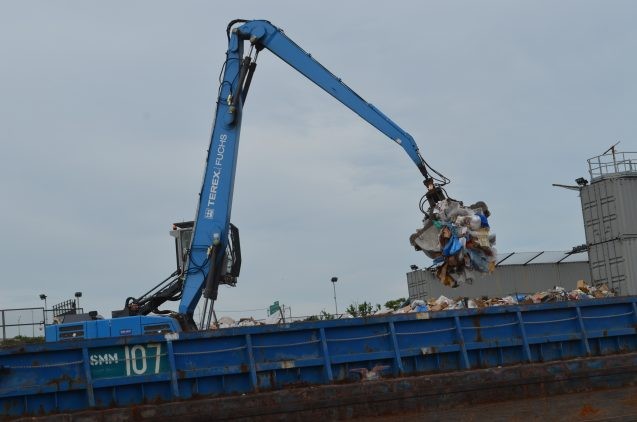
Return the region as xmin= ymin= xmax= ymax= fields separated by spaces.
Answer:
xmin=171 ymin=221 xmax=194 ymax=276
xmin=170 ymin=221 xmax=241 ymax=287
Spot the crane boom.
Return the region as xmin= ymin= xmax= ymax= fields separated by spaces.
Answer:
xmin=238 ymin=20 xmax=430 ymax=171
xmin=46 ymin=19 xmax=448 ymax=340
xmin=179 ymin=20 xmax=445 ymax=327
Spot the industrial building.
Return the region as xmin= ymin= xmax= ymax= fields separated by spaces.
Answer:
xmin=407 ymin=250 xmax=589 ymax=300
xmin=407 ymin=149 xmax=637 ymax=300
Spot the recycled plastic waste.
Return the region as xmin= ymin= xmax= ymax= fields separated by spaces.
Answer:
xmin=410 ymin=199 xmax=496 ymax=287
xmin=390 ymin=281 xmax=615 ymax=314
xmin=209 ymin=282 xmax=613 ymax=328
xmin=212 ymin=317 xmax=263 ymax=329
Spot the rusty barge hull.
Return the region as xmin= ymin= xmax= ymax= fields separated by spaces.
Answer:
xmin=2 ymin=296 xmax=637 ymax=418
xmin=23 ymin=352 xmax=637 ymax=421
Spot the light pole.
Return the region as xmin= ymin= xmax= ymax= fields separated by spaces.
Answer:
xmin=75 ymin=292 xmax=82 ymax=312
xmin=330 ymin=277 xmax=338 ymax=316
xmin=39 ymin=294 xmax=48 ymax=325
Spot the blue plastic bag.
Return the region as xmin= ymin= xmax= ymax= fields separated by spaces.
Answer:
xmin=442 ymin=235 xmax=463 ymax=256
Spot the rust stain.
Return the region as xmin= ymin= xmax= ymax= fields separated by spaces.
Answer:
xmin=130 ymin=404 xmax=143 ymax=421
xmin=579 ymin=404 xmax=600 ymax=417
xmin=45 ymin=373 xmax=79 ymax=391
xmin=621 ymin=395 xmax=637 ymax=407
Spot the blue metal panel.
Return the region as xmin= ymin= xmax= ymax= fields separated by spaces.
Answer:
xmin=44 ymin=316 xmax=181 ymax=342
xmin=2 ymin=296 xmax=637 ymax=417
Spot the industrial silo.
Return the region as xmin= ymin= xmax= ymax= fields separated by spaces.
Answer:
xmin=581 ymin=149 xmax=637 ymax=295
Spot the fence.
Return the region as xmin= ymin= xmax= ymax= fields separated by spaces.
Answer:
xmin=588 ymin=151 xmax=637 ymax=179
xmin=0 ymin=307 xmax=46 ymax=341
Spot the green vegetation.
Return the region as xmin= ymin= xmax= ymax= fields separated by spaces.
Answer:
xmin=299 ymin=297 xmax=412 ymax=322
xmin=1 ymin=336 xmax=45 ymax=348
xmin=320 ymin=310 xmax=335 ymax=320
xmin=302 ymin=310 xmax=336 ymax=321
xmin=345 ymin=301 xmax=381 ymax=318
xmin=384 ymin=297 xmax=409 ymax=311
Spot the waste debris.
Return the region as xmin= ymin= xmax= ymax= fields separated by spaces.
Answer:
xmin=349 ymin=365 xmax=390 ymax=381
xmin=410 ymin=199 xmax=496 ymax=287
xmin=212 ymin=316 xmax=264 ymax=329
xmin=209 ymin=282 xmax=614 ymax=329
xmin=392 ymin=281 xmax=615 ymax=313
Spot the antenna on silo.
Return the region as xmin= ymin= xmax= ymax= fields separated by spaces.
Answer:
xmin=602 ymin=141 xmax=621 ymax=163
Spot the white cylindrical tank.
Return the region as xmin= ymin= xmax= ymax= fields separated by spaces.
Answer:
xmin=581 ymin=151 xmax=637 ymax=295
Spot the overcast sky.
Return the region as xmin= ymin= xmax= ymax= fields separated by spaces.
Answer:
xmin=1 ymin=1 xmax=635 ymax=322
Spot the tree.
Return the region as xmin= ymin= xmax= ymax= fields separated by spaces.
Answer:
xmin=320 ymin=310 xmax=335 ymax=320
xmin=384 ymin=297 xmax=409 ymax=311
xmin=346 ymin=301 xmax=381 ymax=317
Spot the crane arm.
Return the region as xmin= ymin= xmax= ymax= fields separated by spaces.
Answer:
xmin=235 ymin=20 xmax=431 ymax=176
xmin=178 ymin=20 xmax=446 ymax=326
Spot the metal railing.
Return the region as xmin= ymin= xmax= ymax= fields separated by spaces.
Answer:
xmin=588 ymin=151 xmax=637 ymax=179
xmin=1 ymin=307 xmax=46 ymax=341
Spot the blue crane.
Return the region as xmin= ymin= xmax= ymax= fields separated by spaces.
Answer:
xmin=46 ymin=19 xmax=447 ymax=340
xmin=183 ymin=19 xmax=447 ymax=329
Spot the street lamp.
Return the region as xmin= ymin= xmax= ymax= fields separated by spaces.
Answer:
xmin=39 ymin=294 xmax=48 ymax=325
xmin=74 ymin=292 xmax=82 ymax=311
xmin=330 ymin=277 xmax=338 ymax=315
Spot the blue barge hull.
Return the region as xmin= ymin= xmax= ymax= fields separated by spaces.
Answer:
xmin=2 ymin=296 xmax=637 ymax=417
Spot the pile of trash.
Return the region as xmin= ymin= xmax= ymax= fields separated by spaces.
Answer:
xmin=211 ymin=312 xmax=290 ymax=329
xmin=393 ymin=281 xmax=615 ymax=313
xmin=208 ymin=282 xmax=614 ymax=329
xmin=410 ymin=199 xmax=496 ymax=287
xmin=214 ymin=316 xmax=264 ymax=329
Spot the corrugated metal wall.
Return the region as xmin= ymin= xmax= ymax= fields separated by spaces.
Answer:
xmin=407 ymin=261 xmax=590 ymax=300
xmin=580 ymin=173 xmax=637 ymax=295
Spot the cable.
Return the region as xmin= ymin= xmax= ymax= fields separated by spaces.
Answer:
xmin=423 ymin=159 xmax=450 ymax=186
xmin=216 ymin=57 xmax=241 ymax=104
xmin=226 ymin=19 xmax=249 ymax=42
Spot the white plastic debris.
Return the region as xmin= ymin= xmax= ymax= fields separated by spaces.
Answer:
xmin=216 ymin=317 xmax=236 ymax=329
xmin=411 ymin=200 xmax=497 ymax=288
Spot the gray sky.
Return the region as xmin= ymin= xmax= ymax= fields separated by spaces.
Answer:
xmin=1 ymin=1 xmax=635 ymax=321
